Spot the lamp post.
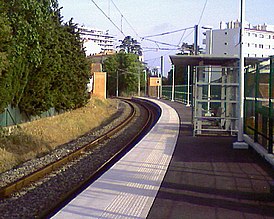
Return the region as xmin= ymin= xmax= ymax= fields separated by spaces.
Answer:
xmin=160 ymin=56 xmax=164 ymax=99
xmin=156 ymin=66 xmax=160 ymax=99
xmin=238 ymin=0 xmax=246 ymax=143
xmin=145 ymin=70 xmax=148 ymax=96
xmin=138 ymin=66 xmax=141 ymax=96
xmin=171 ymin=64 xmax=175 ymax=102
xmin=116 ymin=70 xmax=119 ymax=97
xmin=233 ymin=0 xmax=248 ymax=149
xmin=186 ymin=65 xmax=191 ymax=107
xmin=202 ymin=26 xmax=213 ymax=116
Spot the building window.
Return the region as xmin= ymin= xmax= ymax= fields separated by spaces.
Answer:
xmin=248 ymin=33 xmax=251 ymax=36
xmin=247 ymin=43 xmax=250 ymax=47
xmin=255 ymin=44 xmax=257 ymax=48
xmin=255 ymin=34 xmax=257 ymax=37
xmin=259 ymin=34 xmax=264 ymax=38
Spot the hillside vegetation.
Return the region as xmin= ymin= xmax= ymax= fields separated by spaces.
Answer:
xmin=0 ymin=98 xmax=118 ymax=173
xmin=0 ymin=0 xmax=89 ymax=116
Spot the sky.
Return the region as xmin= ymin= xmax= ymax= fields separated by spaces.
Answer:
xmin=58 ymin=0 xmax=274 ymax=75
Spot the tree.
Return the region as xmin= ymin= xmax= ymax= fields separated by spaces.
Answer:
xmin=118 ymin=36 xmax=142 ymax=56
xmin=0 ymin=1 xmax=12 ymax=111
xmin=103 ymin=52 xmax=144 ymax=96
xmin=0 ymin=0 xmax=89 ymax=115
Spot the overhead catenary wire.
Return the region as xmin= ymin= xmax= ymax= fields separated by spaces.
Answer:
xmin=143 ymin=47 xmax=180 ymax=51
xmin=90 ymin=0 xmax=208 ymax=72
xmin=180 ymin=27 xmax=197 ymax=43
xmin=142 ymin=26 xmax=194 ymax=39
xmin=90 ymin=0 xmax=125 ymax=37
xmin=143 ymin=39 xmax=179 ymax=48
xmin=91 ymin=1 xmax=195 ymax=51
xmin=177 ymin=29 xmax=187 ymax=46
xmin=197 ymin=0 xmax=208 ymax=25
xmin=110 ymin=0 xmax=141 ymax=39
xmin=143 ymin=0 xmax=209 ymax=53
xmin=176 ymin=0 xmax=209 ymax=46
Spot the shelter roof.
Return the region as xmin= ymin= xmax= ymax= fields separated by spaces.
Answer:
xmin=169 ymin=54 xmax=269 ymax=67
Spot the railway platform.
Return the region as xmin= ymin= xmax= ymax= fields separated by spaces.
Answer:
xmin=53 ymin=98 xmax=274 ymax=219
xmin=147 ymin=100 xmax=274 ymax=219
xmin=52 ymin=98 xmax=180 ymax=218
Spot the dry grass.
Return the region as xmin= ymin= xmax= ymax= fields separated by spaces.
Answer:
xmin=0 ymin=98 xmax=118 ymax=173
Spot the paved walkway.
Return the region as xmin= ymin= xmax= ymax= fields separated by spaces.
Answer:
xmin=147 ymin=100 xmax=274 ymax=219
xmin=52 ymin=99 xmax=180 ymax=218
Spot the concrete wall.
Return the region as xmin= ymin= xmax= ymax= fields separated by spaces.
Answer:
xmin=93 ymin=72 xmax=107 ymax=99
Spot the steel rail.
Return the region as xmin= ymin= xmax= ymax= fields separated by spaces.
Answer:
xmin=0 ymin=99 xmax=136 ymax=198
xmin=42 ymin=98 xmax=159 ymax=218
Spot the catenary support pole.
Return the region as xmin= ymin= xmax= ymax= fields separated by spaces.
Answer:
xmin=160 ymin=56 xmax=164 ymax=99
xmin=138 ymin=66 xmax=141 ymax=96
xmin=194 ymin=25 xmax=198 ymax=55
xmin=172 ymin=64 xmax=175 ymax=102
xmin=233 ymin=0 xmax=248 ymax=149
xmin=187 ymin=65 xmax=191 ymax=107
xmin=116 ymin=70 xmax=119 ymax=97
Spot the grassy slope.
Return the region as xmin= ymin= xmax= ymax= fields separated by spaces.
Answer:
xmin=0 ymin=98 xmax=118 ymax=173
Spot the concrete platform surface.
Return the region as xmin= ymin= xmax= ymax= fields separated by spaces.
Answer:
xmin=147 ymin=100 xmax=274 ymax=219
xmin=52 ymin=99 xmax=179 ymax=218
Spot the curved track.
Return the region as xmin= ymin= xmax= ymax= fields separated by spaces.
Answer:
xmin=0 ymin=101 xmax=135 ymax=199
xmin=44 ymin=98 xmax=161 ymax=218
xmin=0 ymin=98 xmax=161 ymax=218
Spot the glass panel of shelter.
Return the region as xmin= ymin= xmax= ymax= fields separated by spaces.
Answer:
xmin=193 ymin=65 xmax=239 ymax=136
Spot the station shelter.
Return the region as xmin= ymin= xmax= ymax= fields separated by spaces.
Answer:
xmin=169 ymin=54 xmax=271 ymax=138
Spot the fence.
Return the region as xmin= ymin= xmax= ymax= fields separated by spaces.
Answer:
xmin=244 ymin=57 xmax=274 ymax=154
xmin=0 ymin=105 xmax=58 ymax=127
xmin=162 ymin=85 xmax=193 ymax=105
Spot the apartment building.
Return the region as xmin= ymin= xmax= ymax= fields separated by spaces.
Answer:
xmin=203 ymin=20 xmax=274 ymax=58
xmin=79 ymin=27 xmax=116 ymax=56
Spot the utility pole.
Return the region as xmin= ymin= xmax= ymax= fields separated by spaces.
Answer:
xmin=194 ymin=25 xmax=199 ymax=55
xmin=138 ymin=66 xmax=141 ymax=96
xmin=157 ymin=66 xmax=160 ymax=99
xmin=144 ymin=70 xmax=147 ymax=96
xmin=160 ymin=56 xmax=164 ymax=99
xmin=186 ymin=65 xmax=191 ymax=107
xmin=202 ymin=26 xmax=213 ymax=116
xmin=233 ymin=0 xmax=248 ymax=149
xmin=116 ymin=70 xmax=119 ymax=97
xmin=171 ymin=64 xmax=175 ymax=101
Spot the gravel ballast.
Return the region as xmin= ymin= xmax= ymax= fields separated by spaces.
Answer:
xmin=0 ymin=100 xmax=149 ymax=219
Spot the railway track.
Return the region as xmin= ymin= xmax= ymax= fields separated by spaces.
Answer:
xmin=46 ymin=98 xmax=160 ymax=218
xmin=0 ymin=99 xmax=135 ymax=199
xmin=0 ymin=98 xmax=161 ymax=219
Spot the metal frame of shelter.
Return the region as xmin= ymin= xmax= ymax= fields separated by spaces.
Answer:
xmin=169 ymin=55 xmax=271 ymax=138
xmin=193 ymin=65 xmax=239 ymax=135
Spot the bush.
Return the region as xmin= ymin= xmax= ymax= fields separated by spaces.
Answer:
xmin=0 ymin=0 xmax=89 ymax=116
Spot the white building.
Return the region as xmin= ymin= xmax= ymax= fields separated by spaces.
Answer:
xmin=79 ymin=27 xmax=116 ymax=56
xmin=203 ymin=20 xmax=274 ymax=58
